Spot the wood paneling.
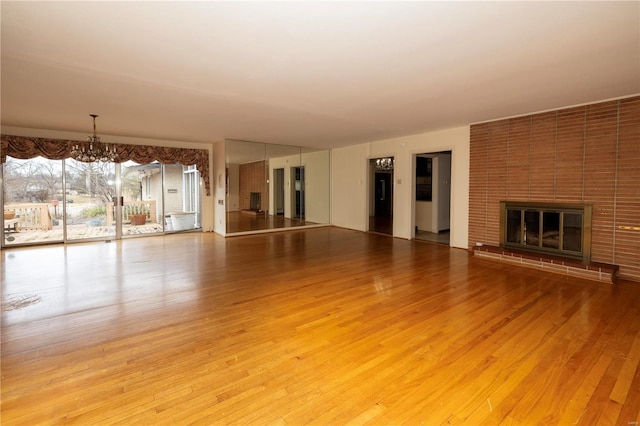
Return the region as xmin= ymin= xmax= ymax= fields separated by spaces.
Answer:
xmin=468 ymin=123 xmax=489 ymax=247
xmin=486 ymin=121 xmax=509 ymax=244
xmin=506 ymin=116 xmax=531 ymax=200
xmin=469 ymin=95 xmax=640 ymax=282
xmin=616 ymin=97 xmax=640 ymax=281
xmin=529 ymin=112 xmax=557 ymax=202
xmin=585 ymin=100 xmax=618 ymax=263
xmin=555 ymin=106 xmax=586 ymax=202
xmin=1 ymin=229 xmax=640 ymax=424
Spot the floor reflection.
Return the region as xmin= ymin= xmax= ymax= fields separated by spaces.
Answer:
xmin=416 ymin=230 xmax=450 ymax=245
xmin=368 ymin=215 xmax=393 ymax=235
xmin=226 ymin=211 xmax=319 ymax=234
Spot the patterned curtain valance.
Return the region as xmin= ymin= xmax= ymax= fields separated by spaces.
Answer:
xmin=1 ymin=134 xmax=211 ymax=195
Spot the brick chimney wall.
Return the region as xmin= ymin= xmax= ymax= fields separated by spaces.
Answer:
xmin=469 ymin=96 xmax=640 ymax=282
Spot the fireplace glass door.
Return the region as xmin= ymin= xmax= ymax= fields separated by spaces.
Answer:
xmin=563 ymin=213 xmax=582 ymax=252
xmin=501 ymin=202 xmax=591 ymax=260
xmin=524 ymin=210 xmax=540 ymax=247
xmin=542 ymin=211 xmax=560 ymax=249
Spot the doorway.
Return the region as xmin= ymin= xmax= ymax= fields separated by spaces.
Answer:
xmin=291 ymin=166 xmax=305 ymax=219
xmin=414 ymin=151 xmax=451 ymax=245
xmin=273 ymin=168 xmax=285 ymax=216
xmin=369 ymin=157 xmax=394 ymax=235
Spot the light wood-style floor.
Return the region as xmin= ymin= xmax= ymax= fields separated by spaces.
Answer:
xmin=2 ymin=228 xmax=639 ymax=425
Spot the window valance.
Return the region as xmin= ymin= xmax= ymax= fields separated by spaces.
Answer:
xmin=1 ymin=134 xmax=211 ymax=195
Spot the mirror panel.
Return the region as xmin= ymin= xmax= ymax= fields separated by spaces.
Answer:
xmin=266 ymin=144 xmax=301 ymax=221
xmin=225 ymin=140 xmax=329 ymax=234
xmin=301 ymin=147 xmax=330 ymax=225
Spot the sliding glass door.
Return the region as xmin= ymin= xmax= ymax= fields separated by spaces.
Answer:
xmin=64 ymin=158 xmax=117 ymax=241
xmin=2 ymin=158 xmax=202 ymax=247
xmin=163 ymin=164 xmax=200 ymax=232
xmin=2 ymin=156 xmax=64 ymax=245
xmin=120 ymin=161 xmax=164 ymax=237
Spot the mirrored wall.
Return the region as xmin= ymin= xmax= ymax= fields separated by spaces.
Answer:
xmin=225 ymin=140 xmax=330 ymax=234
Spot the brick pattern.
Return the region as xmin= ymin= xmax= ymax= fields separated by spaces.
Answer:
xmin=473 ymin=246 xmax=618 ymax=284
xmin=616 ymin=97 xmax=640 ymax=280
xmin=469 ymin=96 xmax=640 ymax=282
xmin=506 ymin=116 xmax=530 ymax=200
xmin=238 ymin=161 xmax=268 ymax=211
xmin=486 ymin=121 xmax=508 ymax=245
xmin=585 ymin=101 xmax=618 ymax=263
xmin=468 ymin=124 xmax=489 ymax=247
xmin=529 ymin=112 xmax=557 ymax=202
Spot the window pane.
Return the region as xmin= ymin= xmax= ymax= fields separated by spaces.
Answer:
xmin=163 ymin=164 xmax=201 ymax=231
xmin=3 ymin=156 xmax=63 ymax=245
xmin=65 ymin=158 xmax=116 ymax=241
xmin=121 ymin=161 xmax=163 ymax=236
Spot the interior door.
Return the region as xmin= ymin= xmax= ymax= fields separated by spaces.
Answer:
xmin=375 ymin=173 xmax=392 ymax=217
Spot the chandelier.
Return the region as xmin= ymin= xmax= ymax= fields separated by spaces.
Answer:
xmin=375 ymin=157 xmax=394 ymax=171
xmin=71 ymin=114 xmax=116 ymax=162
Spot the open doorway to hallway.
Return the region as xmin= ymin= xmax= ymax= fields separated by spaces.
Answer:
xmin=414 ymin=151 xmax=451 ymax=245
xmin=273 ymin=168 xmax=285 ymax=216
xmin=291 ymin=166 xmax=305 ymax=219
xmin=369 ymin=157 xmax=394 ymax=235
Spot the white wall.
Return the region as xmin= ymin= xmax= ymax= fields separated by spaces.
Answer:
xmin=302 ymin=150 xmax=330 ymax=224
xmin=331 ymin=126 xmax=470 ymax=249
xmin=331 ymin=143 xmax=370 ymax=232
xmin=213 ymin=140 xmax=226 ymax=235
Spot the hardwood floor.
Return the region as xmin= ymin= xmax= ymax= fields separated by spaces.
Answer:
xmin=1 ymin=227 xmax=639 ymax=425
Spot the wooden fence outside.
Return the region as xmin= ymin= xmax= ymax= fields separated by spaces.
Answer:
xmin=105 ymin=200 xmax=157 ymax=225
xmin=4 ymin=200 xmax=158 ymax=230
xmin=3 ymin=203 xmax=53 ymax=231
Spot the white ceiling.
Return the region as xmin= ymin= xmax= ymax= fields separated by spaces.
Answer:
xmin=1 ymin=1 xmax=638 ymax=149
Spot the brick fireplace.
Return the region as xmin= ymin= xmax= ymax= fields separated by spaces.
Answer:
xmin=239 ymin=160 xmax=268 ymax=212
xmin=469 ymin=96 xmax=640 ymax=282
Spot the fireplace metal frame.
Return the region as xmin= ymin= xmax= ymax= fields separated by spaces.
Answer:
xmin=500 ymin=201 xmax=592 ymax=261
